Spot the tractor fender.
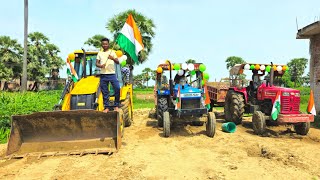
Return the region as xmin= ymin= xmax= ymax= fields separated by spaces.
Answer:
xmin=229 ymin=87 xmax=248 ymax=103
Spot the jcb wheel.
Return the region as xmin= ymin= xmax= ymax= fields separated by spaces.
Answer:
xmin=252 ymin=111 xmax=266 ymax=135
xmin=294 ymin=122 xmax=310 ymax=135
xmin=206 ymin=112 xmax=216 ymax=138
xmin=163 ymin=111 xmax=170 ymax=137
xmin=157 ymin=97 xmax=168 ymax=127
xmin=121 ymin=95 xmax=133 ymax=127
xmin=224 ymin=91 xmax=244 ymax=125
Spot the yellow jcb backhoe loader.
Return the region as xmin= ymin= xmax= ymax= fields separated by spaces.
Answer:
xmin=5 ymin=49 xmax=133 ymax=159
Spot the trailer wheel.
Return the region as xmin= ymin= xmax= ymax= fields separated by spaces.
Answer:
xmin=252 ymin=111 xmax=266 ymax=135
xmin=294 ymin=122 xmax=310 ymax=135
xmin=157 ymin=97 xmax=168 ymax=127
xmin=206 ymin=112 xmax=216 ymax=138
xmin=163 ymin=111 xmax=170 ymax=137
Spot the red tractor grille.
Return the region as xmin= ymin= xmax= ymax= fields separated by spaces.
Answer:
xmin=281 ymin=95 xmax=300 ymax=114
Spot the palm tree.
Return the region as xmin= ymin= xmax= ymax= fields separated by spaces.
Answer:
xmin=106 ymin=9 xmax=156 ymax=65
xmin=84 ymin=34 xmax=106 ymax=48
xmin=0 ymin=36 xmax=23 ymax=81
xmin=27 ymin=32 xmax=62 ymax=90
xmin=142 ymin=67 xmax=152 ymax=88
xmin=45 ymin=43 xmax=64 ymax=80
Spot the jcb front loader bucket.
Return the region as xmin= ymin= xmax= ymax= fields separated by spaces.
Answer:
xmin=6 ymin=110 xmax=123 ymax=159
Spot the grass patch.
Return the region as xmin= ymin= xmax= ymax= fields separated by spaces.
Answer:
xmin=0 ymin=90 xmax=62 ymax=143
xmin=133 ymin=88 xmax=153 ymax=94
xmin=133 ymin=94 xmax=154 ymax=109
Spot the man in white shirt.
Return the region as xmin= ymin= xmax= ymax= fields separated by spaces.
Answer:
xmin=96 ymin=38 xmax=120 ymax=112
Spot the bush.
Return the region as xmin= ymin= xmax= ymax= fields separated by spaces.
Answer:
xmin=0 ymin=90 xmax=61 ymax=128
xmin=0 ymin=90 xmax=61 ymax=143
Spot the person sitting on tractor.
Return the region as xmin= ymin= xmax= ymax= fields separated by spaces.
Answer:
xmin=174 ymin=71 xmax=188 ymax=85
xmin=251 ymin=69 xmax=265 ymax=90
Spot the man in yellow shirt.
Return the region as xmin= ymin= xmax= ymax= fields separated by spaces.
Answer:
xmin=96 ymin=38 xmax=120 ymax=112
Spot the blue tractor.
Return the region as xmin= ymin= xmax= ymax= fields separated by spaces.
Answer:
xmin=155 ymin=61 xmax=216 ymax=138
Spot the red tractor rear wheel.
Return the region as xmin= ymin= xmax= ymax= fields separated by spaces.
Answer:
xmin=224 ymin=91 xmax=245 ymax=125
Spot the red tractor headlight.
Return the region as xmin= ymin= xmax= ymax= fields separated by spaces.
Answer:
xmin=282 ymin=92 xmax=290 ymax=96
xmin=295 ymin=93 xmax=300 ymax=97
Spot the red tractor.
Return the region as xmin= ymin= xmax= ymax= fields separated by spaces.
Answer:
xmin=224 ymin=63 xmax=314 ymax=135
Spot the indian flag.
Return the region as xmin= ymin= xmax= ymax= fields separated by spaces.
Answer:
xmin=66 ymin=59 xmax=78 ymax=82
xmin=271 ymin=91 xmax=281 ymax=120
xmin=116 ymin=14 xmax=144 ymax=64
xmin=203 ymin=83 xmax=211 ymax=110
xmin=175 ymin=85 xmax=181 ymax=110
xmin=307 ymin=89 xmax=316 ymax=115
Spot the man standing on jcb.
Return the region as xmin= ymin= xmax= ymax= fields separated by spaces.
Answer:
xmin=96 ymin=38 xmax=120 ymax=113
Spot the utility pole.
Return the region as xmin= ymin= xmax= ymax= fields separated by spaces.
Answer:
xmin=21 ymin=0 xmax=28 ymax=92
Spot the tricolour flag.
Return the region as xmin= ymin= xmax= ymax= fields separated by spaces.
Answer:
xmin=116 ymin=14 xmax=144 ymax=64
xmin=175 ymin=85 xmax=181 ymax=110
xmin=203 ymin=83 xmax=211 ymax=110
xmin=271 ymin=91 xmax=281 ymax=120
xmin=66 ymin=59 xmax=78 ymax=82
xmin=307 ymin=89 xmax=316 ymax=115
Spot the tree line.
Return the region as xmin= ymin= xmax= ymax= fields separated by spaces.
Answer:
xmin=0 ymin=9 xmax=156 ymax=90
xmin=0 ymin=32 xmax=64 ymax=90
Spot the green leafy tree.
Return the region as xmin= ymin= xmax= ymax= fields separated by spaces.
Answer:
xmin=186 ymin=59 xmax=196 ymax=64
xmin=84 ymin=34 xmax=106 ymax=48
xmin=287 ymin=58 xmax=308 ymax=87
xmin=302 ymin=72 xmax=310 ymax=86
xmin=225 ymin=56 xmax=246 ymax=70
xmin=133 ymin=74 xmax=144 ymax=88
xmin=107 ymin=9 xmax=156 ymax=64
xmin=226 ymin=56 xmax=246 ymax=84
xmin=0 ymin=36 xmax=23 ymax=81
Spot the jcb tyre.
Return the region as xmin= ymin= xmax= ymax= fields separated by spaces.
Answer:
xmin=252 ymin=111 xmax=266 ymax=135
xmin=163 ymin=111 xmax=170 ymax=137
xmin=224 ymin=91 xmax=244 ymax=125
xmin=157 ymin=97 xmax=168 ymax=127
xmin=206 ymin=112 xmax=216 ymax=138
xmin=294 ymin=122 xmax=310 ymax=135
xmin=121 ymin=95 xmax=133 ymax=127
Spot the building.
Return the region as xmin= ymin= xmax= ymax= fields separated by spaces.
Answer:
xmin=296 ymin=21 xmax=320 ymax=114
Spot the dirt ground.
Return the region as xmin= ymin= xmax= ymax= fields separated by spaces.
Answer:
xmin=1 ymin=109 xmax=320 ymax=180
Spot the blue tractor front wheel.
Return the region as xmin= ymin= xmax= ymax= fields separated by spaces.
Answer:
xmin=163 ymin=111 xmax=170 ymax=137
xmin=206 ymin=112 xmax=216 ymax=137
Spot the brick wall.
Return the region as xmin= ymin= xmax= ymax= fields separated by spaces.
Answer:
xmin=310 ymin=34 xmax=320 ymax=114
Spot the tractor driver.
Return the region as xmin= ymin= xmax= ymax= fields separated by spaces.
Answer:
xmin=174 ymin=71 xmax=188 ymax=86
xmin=251 ymin=69 xmax=265 ymax=90
xmin=96 ymin=38 xmax=120 ymax=113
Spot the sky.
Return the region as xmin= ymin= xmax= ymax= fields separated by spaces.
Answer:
xmin=1 ymin=0 xmax=320 ymax=83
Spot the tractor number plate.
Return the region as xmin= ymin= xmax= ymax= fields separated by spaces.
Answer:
xmin=181 ymin=93 xmax=201 ymax=97
xmin=77 ymin=102 xmax=86 ymax=106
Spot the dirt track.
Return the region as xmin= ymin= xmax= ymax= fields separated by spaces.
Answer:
xmin=1 ymin=109 xmax=320 ymax=180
